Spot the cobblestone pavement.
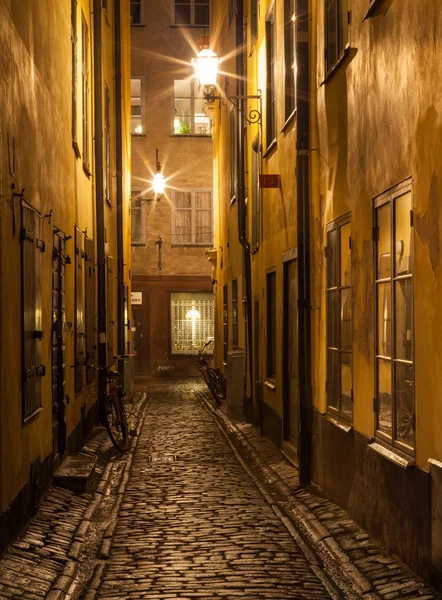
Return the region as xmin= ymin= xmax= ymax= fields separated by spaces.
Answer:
xmin=88 ymin=382 xmax=338 ymax=600
xmin=0 ymin=379 xmax=439 ymax=600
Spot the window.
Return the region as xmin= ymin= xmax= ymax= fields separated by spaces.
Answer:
xmin=325 ymin=0 xmax=348 ymax=73
xmin=71 ymin=0 xmax=78 ymax=152
xmin=104 ymin=85 xmax=111 ymax=205
xmin=251 ymin=135 xmax=260 ymax=249
xmin=84 ymin=236 xmax=96 ymax=383
xmin=75 ymin=227 xmax=86 ymax=394
xmin=229 ymin=0 xmax=235 ymax=27
xmin=265 ymin=6 xmax=276 ymax=148
xmin=131 ymin=191 xmax=146 ymax=245
xmin=230 ymin=111 xmax=237 ymax=201
xmin=284 ymin=0 xmax=296 ymax=121
xmin=375 ymin=181 xmax=414 ymax=452
xmin=251 ymin=0 xmax=259 ymax=40
xmin=326 ymin=216 xmax=352 ymax=419
xmin=21 ymin=204 xmax=44 ymax=420
xmin=266 ymin=270 xmax=277 ymax=379
xmin=171 ymin=292 xmax=214 ymax=354
xmin=131 ymin=0 xmax=144 ymax=25
xmin=174 ymin=0 xmax=209 ymax=26
xmin=81 ymin=13 xmax=90 ymax=171
xmin=173 ymin=80 xmax=210 ymax=136
xmin=172 ymin=190 xmax=212 ymax=246
xmin=232 ymin=279 xmax=238 ymax=348
xmin=131 ymin=78 xmax=144 ymax=135
xmin=223 ymin=285 xmax=228 ymax=362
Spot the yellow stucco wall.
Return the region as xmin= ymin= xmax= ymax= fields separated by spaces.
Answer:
xmin=0 ymin=0 xmax=131 ymax=511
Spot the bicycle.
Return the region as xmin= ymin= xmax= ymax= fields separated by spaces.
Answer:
xmin=189 ymin=340 xmax=226 ymax=406
xmin=90 ymin=359 xmax=128 ymax=451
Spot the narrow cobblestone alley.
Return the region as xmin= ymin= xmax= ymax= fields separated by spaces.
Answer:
xmin=90 ymin=383 xmax=337 ymax=600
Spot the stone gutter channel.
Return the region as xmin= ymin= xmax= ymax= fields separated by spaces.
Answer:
xmin=195 ymin=392 xmax=439 ymax=600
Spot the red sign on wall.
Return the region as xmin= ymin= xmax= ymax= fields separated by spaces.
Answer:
xmin=259 ymin=174 xmax=281 ymax=188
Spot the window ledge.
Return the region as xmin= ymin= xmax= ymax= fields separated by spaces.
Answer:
xmin=131 ymin=242 xmax=147 ymax=247
xmin=170 ymin=134 xmax=212 ymax=138
xmin=23 ymin=406 xmax=43 ymax=424
xmin=171 ymin=244 xmax=213 ymax=248
xmin=263 ymin=139 xmax=277 ymax=159
xmin=264 ymin=379 xmax=276 ymax=391
xmin=362 ymin=0 xmax=383 ymax=21
xmin=325 ymin=415 xmax=352 ymax=433
xmin=321 ymin=43 xmax=351 ymax=86
xmin=281 ymin=109 xmax=296 ymax=133
xmin=368 ymin=441 xmax=415 ymax=469
xmin=170 ymin=24 xmax=208 ymax=29
xmin=131 ymin=133 xmax=146 ymax=138
xmin=131 ymin=23 xmax=146 ymax=27
xmin=83 ymin=163 xmax=92 ymax=178
xmin=230 ymin=196 xmax=236 ymax=206
xmin=72 ymin=140 xmax=81 ymax=159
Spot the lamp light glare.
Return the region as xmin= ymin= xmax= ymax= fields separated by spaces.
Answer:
xmin=193 ymin=48 xmax=219 ymax=88
xmin=153 ymin=172 xmax=165 ymax=195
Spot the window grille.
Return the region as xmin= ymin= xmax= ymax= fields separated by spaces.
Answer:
xmin=131 ymin=78 xmax=144 ymax=135
xmin=170 ymin=293 xmax=214 ymax=354
xmin=325 ymin=0 xmax=348 ymax=72
xmin=131 ymin=0 xmax=143 ymax=24
xmin=173 ymin=79 xmax=211 ymax=136
xmin=265 ymin=8 xmax=276 ymax=147
xmin=81 ymin=13 xmax=89 ymax=170
xmin=172 ymin=190 xmax=212 ymax=246
xmin=174 ymin=0 xmax=209 ymax=26
xmin=284 ymin=0 xmax=296 ymax=120
xmin=131 ymin=192 xmax=146 ymax=245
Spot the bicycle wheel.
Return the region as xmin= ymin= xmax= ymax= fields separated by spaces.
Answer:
xmin=211 ymin=368 xmax=226 ymax=400
xmin=206 ymin=369 xmax=224 ymax=406
xmin=104 ymin=394 xmax=128 ymax=451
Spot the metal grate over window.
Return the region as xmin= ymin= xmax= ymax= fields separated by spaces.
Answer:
xmin=170 ymin=292 xmax=214 ymax=354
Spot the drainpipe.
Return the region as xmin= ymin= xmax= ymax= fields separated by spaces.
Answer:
xmin=235 ymin=0 xmax=254 ymax=415
xmin=93 ymin=0 xmax=107 ymax=412
xmin=114 ymin=0 xmax=125 ymax=355
xmin=296 ymin=0 xmax=313 ymax=485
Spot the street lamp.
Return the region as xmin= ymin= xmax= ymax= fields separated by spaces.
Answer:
xmin=152 ymin=148 xmax=165 ymax=197
xmin=193 ymin=36 xmax=262 ymax=125
xmin=192 ymin=34 xmax=219 ymax=89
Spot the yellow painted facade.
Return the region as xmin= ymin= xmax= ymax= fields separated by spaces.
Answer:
xmin=0 ymin=0 xmax=131 ymax=548
xmin=210 ymin=0 xmax=442 ymax=581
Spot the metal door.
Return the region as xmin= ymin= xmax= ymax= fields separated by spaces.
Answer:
xmin=52 ymin=230 xmax=67 ymax=463
xmin=282 ymin=259 xmax=299 ymax=463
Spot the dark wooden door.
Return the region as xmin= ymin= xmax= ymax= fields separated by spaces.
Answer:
xmin=52 ymin=230 xmax=67 ymax=463
xmin=283 ymin=259 xmax=299 ymax=463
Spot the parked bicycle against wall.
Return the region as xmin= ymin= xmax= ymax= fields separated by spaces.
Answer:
xmin=89 ymin=358 xmax=128 ymax=451
xmin=189 ymin=340 xmax=226 ymax=406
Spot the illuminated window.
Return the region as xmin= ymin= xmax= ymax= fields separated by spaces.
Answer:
xmin=174 ymin=0 xmax=209 ymax=26
xmin=173 ymin=80 xmax=210 ymax=136
xmin=131 ymin=78 xmax=144 ymax=135
xmin=172 ymin=189 xmax=212 ymax=246
xmin=375 ymin=180 xmax=414 ymax=452
xmin=326 ymin=215 xmax=352 ymax=420
xmin=325 ymin=0 xmax=348 ymax=72
xmin=170 ymin=292 xmax=214 ymax=354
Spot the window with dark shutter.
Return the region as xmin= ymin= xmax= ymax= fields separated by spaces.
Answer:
xmin=21 ymin=203 xmax=45 ymax=420
xmin=84 ymin=236 xmax=96 ymax=383
xmin=75 ymin=227 xmax=86 ymax=393
xmin=107 ymin=255 xmax=116 ymax=363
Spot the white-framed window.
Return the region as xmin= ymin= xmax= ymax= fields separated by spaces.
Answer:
xmin=170 ymin=292 xmax=214 ymax=354
xmin=173 ymin=0 xmax=209 ymax=26
xmin=326 ymin=214 xmax=352 ymax=420
xmin=131 ymin=78 xmax=145 ymax=135
xmin=172 ymin=189 xmax=213 ymax=246
xmin=131 ymin=0 xmax=144 ymax=25
xmin=374 ymin=180 xmax=414 ymax=453
xmin=173 ymin=80 xmax=211 ymax=136
xmin=131 ymin=191 xmax=146 ymax=245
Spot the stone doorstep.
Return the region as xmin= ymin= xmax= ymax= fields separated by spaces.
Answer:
xmin=53 ymin=455 xmax=97 ymax=495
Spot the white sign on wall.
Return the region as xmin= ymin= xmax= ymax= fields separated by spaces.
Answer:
xmin=131 ymin=291 xmax=143 ymax=305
